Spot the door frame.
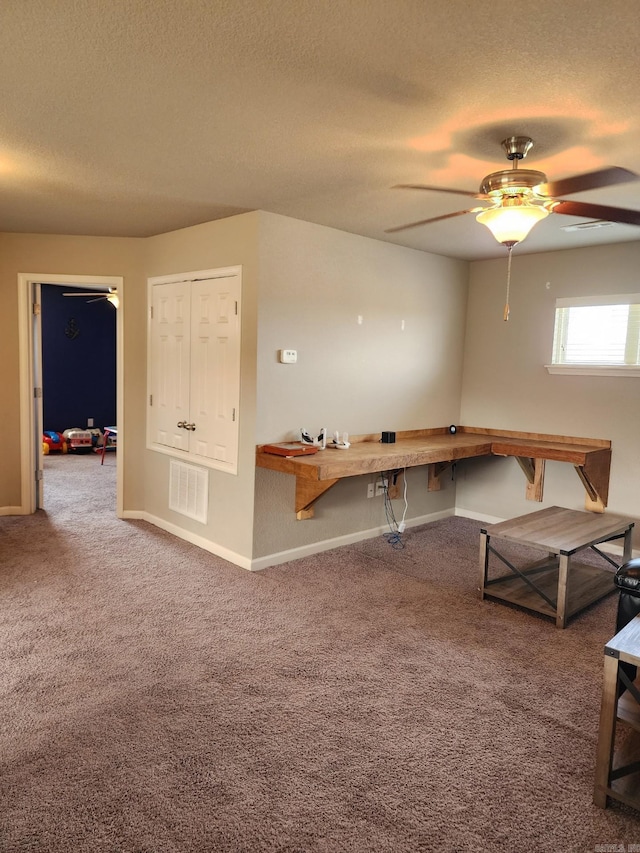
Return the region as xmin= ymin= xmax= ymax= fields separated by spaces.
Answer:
xmin=18 ymin=273 xmax=124 ymax=515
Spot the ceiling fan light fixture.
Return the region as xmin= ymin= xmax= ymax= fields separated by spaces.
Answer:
xmin=476 ymin=201 xmax=549 ymax=245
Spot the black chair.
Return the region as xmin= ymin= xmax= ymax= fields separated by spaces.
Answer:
xmin=614 ymin=558 xmax=640 ymax=693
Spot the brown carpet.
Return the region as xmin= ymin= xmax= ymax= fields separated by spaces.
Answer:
xmin=1 ymin=453 xmax=639 ymax=852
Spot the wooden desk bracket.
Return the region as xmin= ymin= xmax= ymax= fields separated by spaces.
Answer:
xmin=427 ymin=461 xmax=454 ymax=492
xmin=295 ymin=478 xmax=339 ymax=520
xmin=387 ymin=470 xmax=404 ymax=500
xmin=514 ymin=456 xmax=546 ymax=502
xmin=574 ymin=448 xmax=611 ymax=513
xmin=501 ymin=448 xmax=611 ymax=512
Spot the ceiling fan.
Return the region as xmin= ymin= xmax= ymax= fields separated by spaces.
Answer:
xmin=62 ymin=287 xmax=119 ymax=308
xmin=387 ymin=136 xmax=640 ymax=320
xmin=387 ymin=136 xmax=640 ymax=244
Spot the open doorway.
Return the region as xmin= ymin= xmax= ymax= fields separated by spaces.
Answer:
xmin=40 ymin=283 xmax=117 ymax=502
xmin=18 ymin=273 xmax=124 ymax=516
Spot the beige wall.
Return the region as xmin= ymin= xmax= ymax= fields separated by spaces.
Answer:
xmin=252 ymin=213 xmax=469 ymax=560
xmin=1 ymin=232 xmax=146 ymax=510
xmin=4 ymin=215 xmax=469 ymax=568
xmin=458 ymin=241 xmax=640 ymax=535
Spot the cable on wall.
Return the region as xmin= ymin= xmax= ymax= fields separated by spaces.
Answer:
xmin=382 ymin=468 xmax=408 ymax=550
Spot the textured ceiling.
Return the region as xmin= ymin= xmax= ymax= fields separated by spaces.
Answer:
xmin=2 ymin=0 xmax=640 ymax=260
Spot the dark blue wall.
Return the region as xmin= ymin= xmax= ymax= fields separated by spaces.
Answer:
xmin=41 ymin=284 xmax=117 ymax=432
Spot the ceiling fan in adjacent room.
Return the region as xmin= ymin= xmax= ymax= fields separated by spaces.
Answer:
xmin=387 ymin=136 xmax=640 ymax=320
xmin=62 ymin=287 xmax=119 ymax=308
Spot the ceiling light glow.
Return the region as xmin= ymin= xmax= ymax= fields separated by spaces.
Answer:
xmin=476 ymin=199 xmax=549 ymax=245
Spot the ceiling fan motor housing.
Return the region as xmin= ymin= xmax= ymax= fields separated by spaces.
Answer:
xmin=480 ymin=168 xmax=547 ymax=197
xmin=481 ymin=137 xmax=546 ymax=197
xmin=501 ymin=136 xmax=534 ymax=160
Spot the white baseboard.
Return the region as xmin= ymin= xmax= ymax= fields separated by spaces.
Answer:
xmin=123 ymin=509 xmax=455 ymax=572
xmin=121 ymin=510 xmax=252 ymax=571
xmin=120 ymin=507 xmax=639 ymax=571
xmin=0 ymin=505 xmax=29 ymax=516
xmin=250 ymin=508 xmax=455 ymax=571
xmin=454 ymin=507 xmax=505 ymax=526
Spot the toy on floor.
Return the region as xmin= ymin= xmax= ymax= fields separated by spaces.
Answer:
xmin=42 ymin=431 xmax=67 ymax=454
xmin=63 ymin=427 xmax=93 ymax=453
xmin=87 ymin=428 xmax=104 ymax=448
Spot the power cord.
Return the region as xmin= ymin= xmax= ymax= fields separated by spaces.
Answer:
xmin=398 ymin=468 xmax=408 ymax=532
xmin=381 ymin=468 xmax=408 ymax=550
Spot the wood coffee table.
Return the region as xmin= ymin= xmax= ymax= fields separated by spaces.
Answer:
xmin=479 ymin=506 xmax=634 ymax=628
xmin=594 ymin=615 xmax=640 ymax=809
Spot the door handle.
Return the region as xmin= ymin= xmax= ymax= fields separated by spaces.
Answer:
xmin=177 ymin=421 xmax=187 ymax=429
xmin=185 ymin=423 xmax=196 ymax=431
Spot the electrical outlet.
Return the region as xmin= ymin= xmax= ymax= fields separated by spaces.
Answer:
xmin=375 ymin=477 xmax=388 ymax=497
xmin=367 ymin=483 xmax=375 ymax=499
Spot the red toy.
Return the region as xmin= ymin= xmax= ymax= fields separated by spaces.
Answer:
xmin=42 ymin=431 xmax=67 ymax=454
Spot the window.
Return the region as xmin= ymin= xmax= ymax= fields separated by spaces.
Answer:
xmin=547 ymin=294 xmax=640 ymax=377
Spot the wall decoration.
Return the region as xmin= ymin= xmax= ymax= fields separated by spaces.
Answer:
xmin=64 ymin=318 xmax=80 ymax=340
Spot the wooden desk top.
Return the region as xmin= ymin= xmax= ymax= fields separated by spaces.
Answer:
xmin=256 ymin=427 xmax=612 ymax=518
xmin=256 ymin=427 xmax=611 ymax=482
xmin=257 ymin=432 xmax=492 ymax=480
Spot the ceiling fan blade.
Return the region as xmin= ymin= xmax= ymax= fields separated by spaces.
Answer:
xmin=386 ymin=208 xmax=477 ymax=234
xmin=541 ymin=167 xmax=639 ymax=198
xmin=551 ymin=200 xmax=640 ymax=227
xmin=393 ymin=183 xmax=488 ymax=200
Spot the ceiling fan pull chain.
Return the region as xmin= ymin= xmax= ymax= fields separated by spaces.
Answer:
xmin=504 ymin=245 xmax=513 ymax=322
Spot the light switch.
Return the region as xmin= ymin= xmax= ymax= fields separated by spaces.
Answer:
xmin=279 ymin=349 xmax=297 ymax=363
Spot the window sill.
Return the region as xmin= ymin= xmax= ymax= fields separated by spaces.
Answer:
xmin=545 ymin=364 xmax=640 ymax=377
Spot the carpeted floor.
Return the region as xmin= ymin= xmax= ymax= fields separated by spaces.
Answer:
xmin=1 ymin=453 xmax=639 ymax=852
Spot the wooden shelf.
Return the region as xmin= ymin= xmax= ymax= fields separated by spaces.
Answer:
xmin=256 ymin=426 xmax=612 ymax=518
xmin=483 ymin=561 xmax=617 ymax=621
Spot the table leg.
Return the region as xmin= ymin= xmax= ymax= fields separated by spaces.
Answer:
xmin=623 ymin=524 xmax=633 ymax=564
xmin=594 ymin=653 xmax=620 ymax=807
xmin=479 ymin=531 xmax=489 ymax=600
xmin=556 ymin=552 xmax=569 ymax=629
xmin=101 ymin=428 xmax=110 ymax=466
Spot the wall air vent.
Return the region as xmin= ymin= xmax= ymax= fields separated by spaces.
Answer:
xmin=169 ymin=460 xmax=209 ymax=524
xmin=561 ymin=220 xmax=616 ymax=232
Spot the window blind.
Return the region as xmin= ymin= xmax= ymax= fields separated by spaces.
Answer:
xmin=552 ymin=294 xmax=640 ymax=366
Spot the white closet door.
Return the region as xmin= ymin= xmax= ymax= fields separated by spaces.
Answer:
xmin=150 ymin=280 xmax=191 ymax=451
xmin=189 ymin=276 xmax=241 ymax=472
